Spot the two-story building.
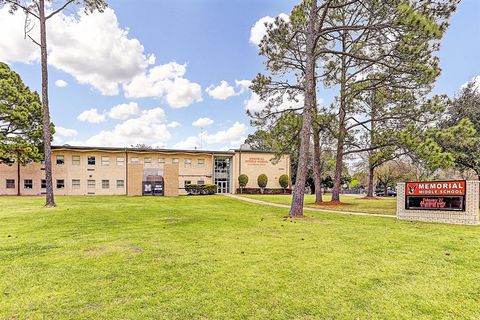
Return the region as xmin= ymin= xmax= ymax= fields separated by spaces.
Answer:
xmin=0 ymin=145 xmax=290 ymax=196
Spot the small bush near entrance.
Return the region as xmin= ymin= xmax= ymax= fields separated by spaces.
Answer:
xmin=185 ymin=184 xmax=216 ymax=195
xmin=257 ymin=174 xmax=268 ymax=193
xmin=279 ymin=174 xmax=289 ymax=190
xmin=238 ymin=174 xmax=249 ymax=193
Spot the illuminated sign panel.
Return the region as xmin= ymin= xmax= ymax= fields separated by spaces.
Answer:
xmin=405 ymin=180 xmax=466 ymax=211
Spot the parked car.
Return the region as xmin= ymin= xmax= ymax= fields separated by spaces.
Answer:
xmin=375 ymin=190 xmax=397 ymax=197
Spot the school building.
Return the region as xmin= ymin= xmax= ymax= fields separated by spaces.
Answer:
xmin=0 ymin=145 xmax=290 ymax=196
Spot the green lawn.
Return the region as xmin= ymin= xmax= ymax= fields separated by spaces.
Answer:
xmin=1 ymin=196 xmax=480 ymax=319
xmin=242 ymin=193 xmax=397 ymax=214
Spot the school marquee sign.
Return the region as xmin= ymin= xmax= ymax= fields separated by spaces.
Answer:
xmin=405 ymin=180 xmax=466 ymax=211
xmin=397 ymin=180 xmax=479 ymax=225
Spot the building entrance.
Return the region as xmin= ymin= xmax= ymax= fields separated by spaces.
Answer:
xmin=142 ymin=175 xmax=164 ymax=196
xmin=214 ymin=157 xmax=231 ymax=194
xmin=216 ymin=180 xmax=229 ymax=194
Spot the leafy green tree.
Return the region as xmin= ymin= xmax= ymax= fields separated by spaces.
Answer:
xmin=440 ymin=82 xmax=480 ymax=178
xmin=238 ymin=174 xmax=249 ymax=193
xmin=0 ymin=0 xmax=108 ymax=206
xmin=257 ymin=174 xmax=268 ymax=194
xmin=279 ymin=174 xmax=290 ymax=192
xmin=323 ymin=0 xmax=460 ymax=203
xmin=0 ymin=62 xmax=46 ymax=164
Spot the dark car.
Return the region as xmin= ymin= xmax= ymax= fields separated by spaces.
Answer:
xmin=375 ymin=190 xmax=397 ymax=197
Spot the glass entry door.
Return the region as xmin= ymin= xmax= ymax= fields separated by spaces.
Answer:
xmin=216 ymin=180 xmax=229 ymax=194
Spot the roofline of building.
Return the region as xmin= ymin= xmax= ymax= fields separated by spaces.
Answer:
xmin=51 ymin=145 xmax=283 ymax=155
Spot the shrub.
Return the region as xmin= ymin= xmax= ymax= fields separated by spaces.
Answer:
xmin=279 ymin=174 xmax=289 ymax=190
xmin=238 ymin=174 xmax=248 ymax=193
xmin=185 ymin=184 xmax=216 ymax=195
xmin=257 ymin=174 xmax=268 ymax=193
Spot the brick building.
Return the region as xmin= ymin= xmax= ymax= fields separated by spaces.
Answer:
xmin=0 ymin=145 xmax=290 ymax=196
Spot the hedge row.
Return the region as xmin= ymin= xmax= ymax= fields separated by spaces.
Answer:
xmin=236 ymin=188 xmax=292 ymax=195
xmin=185 ymin=184 xmax=216 ymax=195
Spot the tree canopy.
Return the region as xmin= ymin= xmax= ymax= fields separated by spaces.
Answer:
xmin=0 ymin=62 xmax=46 ymax=164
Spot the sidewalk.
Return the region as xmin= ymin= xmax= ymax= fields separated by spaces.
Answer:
xmin=224 ymin=194 xmax=396 ymax=219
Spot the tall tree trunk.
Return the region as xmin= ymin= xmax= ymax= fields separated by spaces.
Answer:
xmin=17 ymin=158 xmax=20 ymax=196
xmin=331 ymin=35 xmax=347 ymax=203
xmin=39 ymin=0 xmax=55 ymax=207
xmin=289 ymin=0 xmax=317 ymax=216
xmin=384 ymin=184 xmax=388 ymax=197
xmin=312 ymin=126 xmax=323 ymax=204
xmin=367 ymin=165 xmax=375 ymax=197
xmin=366 ymin=102 xmax=376 ymax=198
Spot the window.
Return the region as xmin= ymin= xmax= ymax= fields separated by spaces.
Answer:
xmin=116 ymin=157 xmax=125 ymax=166
xmin=102 ymin=180 xmax=110 ymax=189
xmin=88 ymin=156 xmax=96 ymax=165
xmin=131 ymin=157 xmax=139 ymax=164
xmin=72 ymin=179 xmax=80 ymax=189
xmin=158 ymin=158 xmax=165 ymax=164
xmin=184 ymin=159 xmax=192 ymax=167
xmin=24 ymin=179 xmax=33 ymax=189
xmin=197 ymin=180 xmax=205 ymax=185
xmin=116 ymin=180 xmax=124 ymax=188
xmin=87 ymin=180 xmax=96 ymax=189
xmin=144 ymin=157 xmax=152 ymax=165
xmin=56 ymin=155 xmax=65 ymax=165
xmin=72 ymin=155 xmax=80 ymax=165
xmin=41 ymin=179 xmax=46 ymax=189
xmin=6 ymin=179 xmax=15 ymax=189
xmin=56 ymin=179 xmax=65 ymax=189
xmin=184 ymin=180 xmax=191 ymax=187
xmin=197 ymin=159 xmax=205 ymax=167
xmin=101 ymin=156 xmax=110 ymax=166
xmin=172 ymin=158 xmax=179 ymax=164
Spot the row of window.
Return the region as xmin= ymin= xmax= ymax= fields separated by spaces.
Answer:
xmin=5 ymin=179 xmax=124 ymax=189
xmin=55 ymin=155 xmax=205 ymax=167
xmin=184 ymin=180 xmax=205 ymax=187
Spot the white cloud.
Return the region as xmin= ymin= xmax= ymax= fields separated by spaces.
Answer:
xmin=249 ymin=13 xmax=289 ymax=46
xmin=203 ymin=122 xmax=248 ymax=145
xmin=72 ymin=107 xmax=171 ymax=147
xmin=235 ymin=80 xmax=251 ymax=94
xmin=0 ymin=7 xmax=39 ymax=63
xmin=173 ymin=122 xmax=248 ymax=150
xmin=206 ymin=81 xmax=236 ymax=100
xmin=0 ymin=7 xmax=154 ymax=95
xmin=53 ymin=126 xmax=78 ymax=144
xmin=461 ymin=76 xmax=480 ymax=91
xmin=55 ymin=126 xmax=78 ymax=137
xmin=123 ymin=62 xmax=202 ymax=108
xmin=55 ymin=79 xmax=68 ymax=87
xmin=192 ymin=117 xmax=214 ymax=127
xmin=167 ymin=121 xmax=181 ymax=128
xmin=108 ymin=102 xmax=140 ymax=120
xmin=173 ymin=136 xmax=201 ymax=150
xmin=77 ymin=108 xmax=106 ymax=123
xmin=244 ymin=92 xmax=311 ymax=113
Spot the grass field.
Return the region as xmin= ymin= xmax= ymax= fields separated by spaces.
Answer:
xmin=242 ymin=193 xmax=397 ymax=214
xmin=1 ymin=195 xmax=480 ymax=319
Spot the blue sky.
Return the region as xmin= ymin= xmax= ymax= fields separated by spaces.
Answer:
xmin=1 ymin=0 xmax=479 ymax=150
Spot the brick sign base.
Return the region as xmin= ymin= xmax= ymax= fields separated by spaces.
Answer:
xmin=397 ymin=181 xmax=480 ymax=225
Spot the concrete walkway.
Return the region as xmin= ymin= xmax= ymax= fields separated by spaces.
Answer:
xmin=224 ymin=194 xmax=396 ymax=219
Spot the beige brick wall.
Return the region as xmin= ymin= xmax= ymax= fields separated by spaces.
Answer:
xmin=164 ymin=164 xmax=179 ymax=197
xmin=232 ymin=152 xmax=290 ymax=191
xmin=0 ymin=148 xmax=290 ymax=197
xmin=397 ymin=181 xmax=480 ymax=225
xmin=127 ymin=164 xmax=143 ymax=196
